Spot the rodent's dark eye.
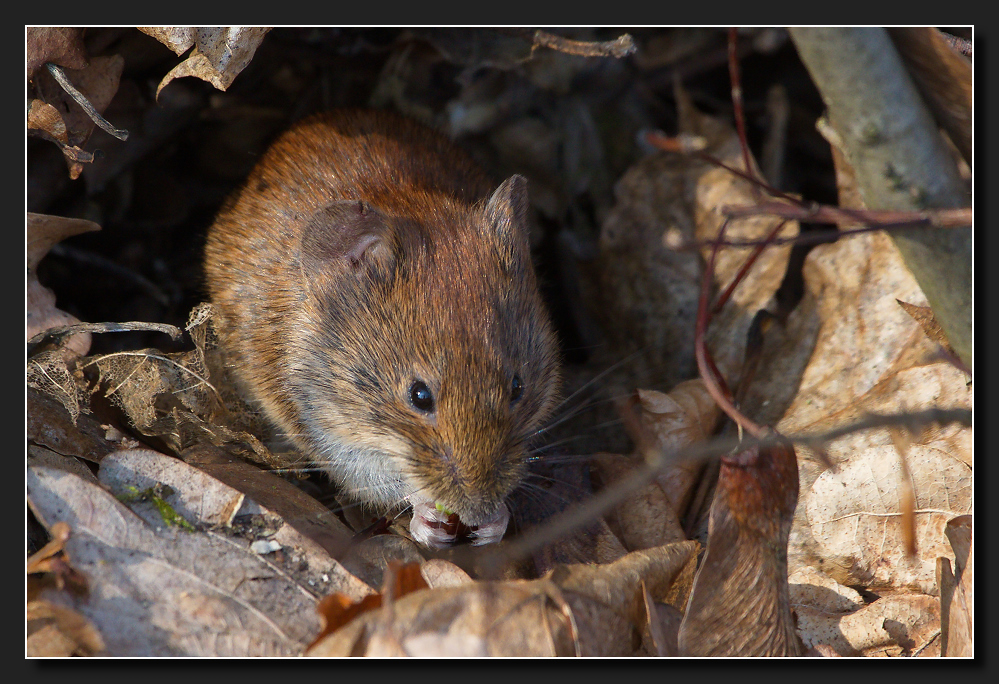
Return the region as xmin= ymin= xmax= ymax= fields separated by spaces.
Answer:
xmin=409 ymin=381 xmax=435 ymax=413
xmin=511 ymin=374 xmax=523 ymax=403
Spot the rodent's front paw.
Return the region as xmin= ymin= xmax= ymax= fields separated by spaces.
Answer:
xmin=408 ymin=501 xmax=510 ymax=548
xmin=467 ymin=504 xmax=510 ymax=546
xmin=409 ymin=501 xmax=461 ymax=548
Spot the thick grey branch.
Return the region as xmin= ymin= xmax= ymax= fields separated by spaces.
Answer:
xmin=789 ymin=28 xmax=972 ymax=369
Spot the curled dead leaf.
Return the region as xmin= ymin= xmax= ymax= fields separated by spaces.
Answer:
xmin=26 ymin=213 xmax=101 ymax=358
xmin=678 ymin=441 xmax=802 ymax=656
xmin=309 ymin=541 xmax=698 ymax=657
xmin=155 ymin=27 xmax=271 ymax=98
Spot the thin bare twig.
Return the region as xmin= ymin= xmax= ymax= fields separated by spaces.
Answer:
xmin=475 ymin=407 xmax=970 ymax=574
xmin=531 ymin=30 xmax=636 ymax=59
xmin=722 ymin=201 xmax=972 ymax=229
xmin=727 ymin=28 xmax=756 ymax=188
xmin=695 ymin=218 xmax=764 ymax=438
xmin=712 ymin=220 xmax=790 ymax=315
xmin=45 ymin=63 xmax=129 ymax=141
xmin=28 ymin=321 xmax=183 ymax=355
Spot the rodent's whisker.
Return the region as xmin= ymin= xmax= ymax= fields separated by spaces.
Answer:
xmin=515 ymin=481 xmax=573 ymax=509
xmin=546 ymin=349 xmax=646 ymax=416
xmin=522 ymin=472 xmax=590 ymax=497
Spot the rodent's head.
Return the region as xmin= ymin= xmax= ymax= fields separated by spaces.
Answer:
xmin=292 ymin=175 xmax=560 ymax=527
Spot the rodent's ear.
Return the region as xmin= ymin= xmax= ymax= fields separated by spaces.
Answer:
xmin=483 ymin=175 xmax=530 ymax=262
xmin=299 ymin=200 xmax=394 ymax=275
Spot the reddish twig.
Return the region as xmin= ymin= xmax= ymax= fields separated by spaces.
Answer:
xmin=694 ymin=218 xmax=765 ymax=439
xmin=646 ymin=130 xmax=800 ymax=204
xmin=723 ymin=201 xmax=972 ymax=229
xmin=712 ymin=220 xmax=789 ymax=315
xmin=727 ymin=28 xmax=756 ymax=189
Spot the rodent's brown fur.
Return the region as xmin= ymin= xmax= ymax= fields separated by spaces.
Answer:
xmin=204 ymin=109 xmax=560 ymax=529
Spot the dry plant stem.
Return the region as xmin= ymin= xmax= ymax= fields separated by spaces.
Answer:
xmin=696 ymin=219 xmax=764 ymax=439
xmin=45 ymin=63 xmax=129 ymax=141
xmin=28 ymin=321 xmax=183 ymax=350
xmin=727 ymin=28 xmax=756 ymax=192
xmin=644 ymin=131 xmax=797 ymax=204
xmin=530 ymin=30 xmax=636 ymax=58
xmin=723 ymin=202 xmax=971 ymax=229
xmin=789 ymin=28 xmax=972 ymax=369
xmin=474 ymin=408 xmax=969 ymax=574
xmin=712 ymin=220 xmax=789 ymax=316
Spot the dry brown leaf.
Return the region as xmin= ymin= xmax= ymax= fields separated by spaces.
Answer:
xmin=26 ymin=27 xmax=87 ymax=80
xmin=581 ymin=87 xmax=796 ymax=397
xmin=896 ymin=299 xmax=955 ymax=356
xmin=310 ymin=562 xmax=429 ymax=648
xmin=940 ymin=515 xmax=972 ymax=656
xmin=632 ymin=379 xmax=721 ymax=515
xmin=26 ymin=213 xmax=101 ymax=358
xmin=796 ymin=593 xmax=941 ymax=657
xmin=308 ymin=581 xmax=574 ymax=657
xmin=789 ymin=566 xmax=863 ymax=614
xmin=27 ymin=452 xmax=372 ymax=656
xmin=30 ymin=55 xmax=126 ymax=177
xmin=777 ymin=228 xmax=972 ymax=595
xmin=420 ymin=558 xmax=474 ymax=588
xmin=27 ymin=99 xmax=68 ymax=143
xmin=138 ymin=27 xmax=197 ymax=55
xmin=309 ymin=540 xmax=697 ymax=657
xmin=155 ymin=27 xmax=271 ymax=97
xmin=678 ymin=442 xmax=802 ymax=656
xmin=805 ymin=441 xmax=970 ymax=594
xmin=637 ymin=584 xmax=683 ymax=656
xmin=337 ymin=534 xmax=427 ymax=591
xmin=27 ymin=386 xmax=124 ymax=465
xmin=26 ymin=521 xmax=72 ymax=574
xmin=590 ymin=452 xmax=686 ymax=552
xmin=26 ymin=600 xmax=105 ymax=656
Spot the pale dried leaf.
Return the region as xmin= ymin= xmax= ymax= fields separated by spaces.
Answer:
xmin=26 ymin=212 xmax=101 ymax=357
xmin=590 ymin=452 xmax=686 ymax=551
xmin=27 ymin=99 xmax=68 ymax=142
xmin=184 ymin=443 xmax=356 ymax=561
xmin=27 ymin=456 xmax=370 ymax=656
xmin=778 ymin=230 xmax=972 ymax=594
xmin=156 ymin=27 xmax=271 ymax=97
xmin=420 ymin=559 xmax=474 ymax=589
xmin=27 ymin=212 xmax=101 ymax=273
xmin=638 ymin=584 xmax=682 ymax=656
xmin=582 ymin=90 xmax=796 ymax=396
xmin=138 ymin=27 xmax=196 ymax=55
xmin=789 ymin=566 xmax=863 ymax=614
xmin=941 ymin=516 xmax=972 ymax=656
xmin=26 ymin=600 xmax=105 ymax=656
xmin=308 ymin=581 xmax=574 ymax=657
xmin=309 ymin=541 xmax=697 ymax=657
xmin=796 ymin=593 xmax=940 ymax=657
xmin=99 ymin=449 xmax=247 ymax=528
xmin=337 ymin=535 xmax=427 ymax=591
xmin=805 ymin=442 xmax=970 ymax=594
xmin=26 ymin=350 xmax=92 ymax=424
xmin=679 ymin=85 xmax=798 ymax=384
xmin=634 ymin=379 xmax=720 ymax=513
